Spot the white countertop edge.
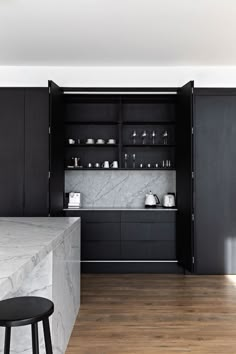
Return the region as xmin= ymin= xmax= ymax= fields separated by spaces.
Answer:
xmin=0 ymin=217 xmax=80 ymax=299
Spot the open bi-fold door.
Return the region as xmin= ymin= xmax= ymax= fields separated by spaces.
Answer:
xmin=49 ymin=80 xmax=64 ymax=216
xmin=176 ymin=81 xmax=194 ymax=272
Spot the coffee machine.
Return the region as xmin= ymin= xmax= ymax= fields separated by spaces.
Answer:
xmin=68 ymin=192 xmax=81 ymax=209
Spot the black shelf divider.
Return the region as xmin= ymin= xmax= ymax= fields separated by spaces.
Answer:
xmin=118 ymin=96 xmax=122 ymax=167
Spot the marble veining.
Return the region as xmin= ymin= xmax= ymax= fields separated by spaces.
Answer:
xmin=0 ymin=217 xmax=81 ymax=354
xmin=65 ymin=170 xmax=176 ymax=208
xmin=0 ymin=217 xmax=79 ymax=299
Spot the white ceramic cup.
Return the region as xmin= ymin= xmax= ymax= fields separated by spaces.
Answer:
xmin=107 ymin=139 xmax=116 ymax=144
xmin=86 ymin=138 xmax=94 ymax=144
xmin=102 ymin=161 xmax=109 ymax=168
xmin=68 ymin=139 xmax=75 ymax=145
xmin=96 ymin=139 xmax=105 ymax=144
xmin=110 ymin=161 xmax=118 ymax=168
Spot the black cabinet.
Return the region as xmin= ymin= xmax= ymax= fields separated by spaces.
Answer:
xmin=176 ymin=81 xmax=194 ymax=272
xmin=194 ymin=90 xmax=236 ymax=274
xmin=24 ymin=88 xmax=49 ymax=216
xmin=0 ymin=89 xmax=25 ymax=216
xmin=64 ymin=210 xmax=176 ymax=267
xmin=0 ymin=88 xmax=49 ymax=216
xmin=49 ymin=81 xmax=64 ymax=216
xmin=121 ymin=211 xmax=176 ymax=260
xmin=67 ymin=211 xmax=121 ymax=260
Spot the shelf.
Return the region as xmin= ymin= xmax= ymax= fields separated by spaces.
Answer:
xmin=65 ymin=144 xmax=118 ymax=147
xmin=122 ymin=121 xmax=176 ymax=125
xmin=64 ymin=121 xmax=176 ymax=125
xmin=123 ymin=144 xmax=175 ymax=148
xmin=65 ymin=121 xmax=119 ymax=125
xmin=65 ymin=168 xmax=175 ymax=171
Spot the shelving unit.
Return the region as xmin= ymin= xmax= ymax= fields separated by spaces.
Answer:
xmin=64 ymin=93 xmax=176 ymax=170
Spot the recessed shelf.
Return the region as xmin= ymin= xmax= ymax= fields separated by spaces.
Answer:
xmin=65 ymin=121 xmax=119 ymax=125
xmin=65 ymin=144 xmax=118 ymax=147
xmin=122 ymin=121 xmax=176 ymax=125
xmin=123 ymin=144 xmax=176 ymax=148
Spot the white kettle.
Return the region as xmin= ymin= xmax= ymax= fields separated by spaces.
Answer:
xmin=163 ymin=193 xmax=176 ymax=208
xmin=145 ymin=191 xmax=160 ymax=208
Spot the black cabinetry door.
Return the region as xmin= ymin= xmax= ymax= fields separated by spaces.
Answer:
xmin=194 ymin=92 xmax=236 ymax=274
xmin=24 ymin=88 xmax=49 ymax=216
xmin=176 ymin=81 xmax=194 ymax=272
xmin=0 ymin=89 xmax=25 ymax=216
xmin=49 ymin=81 xmax=64 ymax=215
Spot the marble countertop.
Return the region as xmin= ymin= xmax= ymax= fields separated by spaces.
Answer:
xmin=63 ymin=207 xmax=178 ymax=211
xmin=0 ymin=217 xmax=80 ymax=299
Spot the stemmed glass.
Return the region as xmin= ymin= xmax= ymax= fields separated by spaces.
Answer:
xmin=142 ymin=130 xmax=147 ymax=145
xmin=132 ymin=154 xmax=136 ymax=168
xmin=162 ymin=130 xmax=168 ymax=145
xmin=124 ymin=153 xmax=128 ymax=168
xmin=131 ymin=130 xmax=137 ymax=144
xmin=151 ymin=130 xmax=156 ymax=145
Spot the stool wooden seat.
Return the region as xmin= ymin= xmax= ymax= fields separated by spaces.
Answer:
xmin=0 ymin=296 xmax=54 ymax=354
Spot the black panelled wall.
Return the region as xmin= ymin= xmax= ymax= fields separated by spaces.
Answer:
xmin=0 ymin=89 xmax=25 ymax=216
xmin=194 ymin=91 xmax=236 ymax=274
xmin=0 ymin=88 xmax=49 ymax=216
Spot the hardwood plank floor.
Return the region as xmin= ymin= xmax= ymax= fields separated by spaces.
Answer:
xmin=66 ymin=274 xmax=236 ymax=354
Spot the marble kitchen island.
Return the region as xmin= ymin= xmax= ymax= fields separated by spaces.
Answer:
xmin=0 ymin=217 xmax=81 ymax=354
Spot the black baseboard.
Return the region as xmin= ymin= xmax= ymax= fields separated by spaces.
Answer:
xmin=81 ymin=262 xmax=184 ymax=274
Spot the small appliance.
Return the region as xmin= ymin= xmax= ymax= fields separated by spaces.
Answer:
xmin=68 ymin=192 xmax=81 ymax=209
xmin=145 ymin=191 xmax=160 ymax=208
xmin=163 ymin=193 xmax=176 ymax=208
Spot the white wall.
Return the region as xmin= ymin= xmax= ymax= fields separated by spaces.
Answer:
xmin=1 ymin=66 xmax=236 ymax=87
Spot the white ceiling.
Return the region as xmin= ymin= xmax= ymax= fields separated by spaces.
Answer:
xmin=0 ymin=0 xmax=236 ymax=66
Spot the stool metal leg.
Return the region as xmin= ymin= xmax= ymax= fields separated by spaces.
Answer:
xmin=31 ymin=323 xmax=39 ymax=354
xmin=4 ymin=327 xmax=11 ymax=354
xmin=43 ymin=318 xmax=53 ymax=353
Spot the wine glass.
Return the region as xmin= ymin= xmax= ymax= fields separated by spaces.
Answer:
xmin=124 ymin=153 xmax=128 ymax=168
xmin=131 ymin=130 xmax=137 ymax=144
xmin=142 ymin=130 xmax=147 ymax=145
xmin=151 ymin=130 xmax=156 ymax=145
xmin=132 ymin=154 xmax=136 ymax=168
xmin=162 ymin=130 xmax=168 ymax=145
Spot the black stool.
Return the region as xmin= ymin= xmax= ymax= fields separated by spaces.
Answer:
xmin=0 ymin=296 xmax=54 ymax=354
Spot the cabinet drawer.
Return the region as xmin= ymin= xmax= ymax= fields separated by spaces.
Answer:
xmin=121 ymin=223 xmax=175 ymax=241
xmin=82 ymin=222 xmax=120 ymax=241
xmin=121 ymin=211 xmax=176 ymax=223
xmin=65 ymin=211 xmax=120 ymax=223
xmin=82 ymin=241 xmax=120 ymax=260
xmin=121 ymin=241 xmax=176 ymax=260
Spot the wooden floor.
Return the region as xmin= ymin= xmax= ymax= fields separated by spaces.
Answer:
xmin=66 ymin=274 xmax=236 ymax=354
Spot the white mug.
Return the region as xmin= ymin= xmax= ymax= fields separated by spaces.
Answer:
xmin=107 ymin=139 xmax=116 ymax=144
xmin=110 ymin=161 xmax=118 ymax=168
xmin=102 ymin=161 xmax=109 ymax=168
xmin=96 ymin=139 xmax=105 ymax=144
xmin=86 ymin=138 xmax=94 ymax=144
xmin=68 ymin=139 xmax=75 ymax=145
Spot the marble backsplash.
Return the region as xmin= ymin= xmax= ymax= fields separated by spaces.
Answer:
xmin=65 ymin=171 xmax=176 ymax=208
